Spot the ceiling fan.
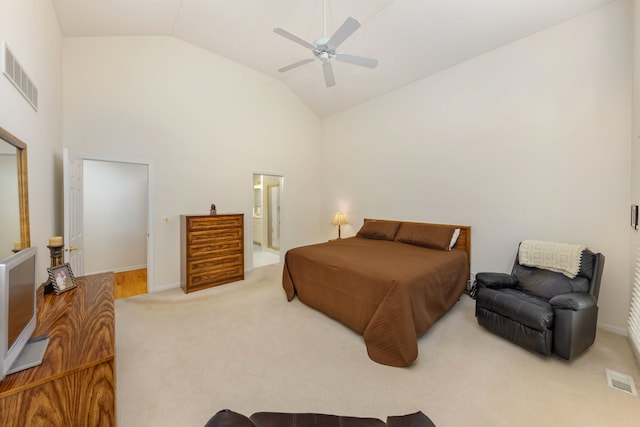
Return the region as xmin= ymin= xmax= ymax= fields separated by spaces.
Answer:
xmin=273 ymin=0 xmax=378 ymax=87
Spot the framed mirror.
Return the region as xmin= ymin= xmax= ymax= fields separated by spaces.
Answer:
xmin=0 ymin=127 xmax=30 ymax=258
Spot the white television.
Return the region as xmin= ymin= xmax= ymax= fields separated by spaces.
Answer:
xmin=0 ymin=247 xmax=47 ymax=381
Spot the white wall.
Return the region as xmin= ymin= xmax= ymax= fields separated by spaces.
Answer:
xmin=633 ymin=3 xmax=640 ymax=249
xmin=631 ymin=0 xmax=640 ymax=359
xmin=322 ymin=1 xmax=632 ymax=331
xmin=83 ymin=160 xmax=148 ymax=274
xmin=0 ymin=0 xmax=62 ymax=284
xmin=62 ymin=36 xmax=325 ymax=291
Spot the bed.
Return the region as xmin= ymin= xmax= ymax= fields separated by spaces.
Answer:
xmin=282 ymin=219 xmax=471 ymax=367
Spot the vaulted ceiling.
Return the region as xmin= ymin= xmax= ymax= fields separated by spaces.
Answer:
xmin=51 ymin=0 xmax=615 ymax=117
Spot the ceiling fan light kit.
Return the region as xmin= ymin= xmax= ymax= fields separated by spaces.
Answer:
xmin=273 ymin=0 xmax=378 ymax=88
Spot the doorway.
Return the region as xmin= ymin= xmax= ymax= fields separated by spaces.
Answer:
xmin=64 ymin=150 xmax=150 ymax=299
xmin=84 ymin=160 xmax=148 ymax=299
xmin=252 ymin=173 xmax=283 ymax=268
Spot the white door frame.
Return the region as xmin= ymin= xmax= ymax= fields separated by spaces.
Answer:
xmin=63 ymin=148 xmax=84 ymax=275
xmin=249 ymin=172 xmax=284 ymax=271
xmin=267 ymin=184 xmax=280 ymax=250
xmin=64 ymin=149 xmax=154 ymax=291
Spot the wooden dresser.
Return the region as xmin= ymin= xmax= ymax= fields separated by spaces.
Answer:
xmin=180 ymin=213 xmax=244 ymax=293
xmin=0 ymin=273 xmax=116 ymax=427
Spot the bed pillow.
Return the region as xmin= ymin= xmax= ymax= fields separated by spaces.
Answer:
xmin=395 ymin=222 xmax=455 ymax=251
xmin=356 ymin=220 xmax=401 ymax=241
xmin=449 ymin=228 xmax=461 ymax=250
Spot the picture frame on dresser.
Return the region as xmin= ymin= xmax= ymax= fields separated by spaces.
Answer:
xmin=47 ymin=263 xmax=77 ymax=295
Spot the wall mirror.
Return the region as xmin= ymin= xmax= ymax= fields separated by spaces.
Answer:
xmin=0 ymin=127 xmax=30 ymax=259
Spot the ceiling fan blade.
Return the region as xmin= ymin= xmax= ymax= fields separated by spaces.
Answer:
xmin=322 ymin=62 xmax=335 ymax=87
xmin=335 ymin=53 xmax=378 ymax=69
xmin=328 ymin=17 xmax=361 ymax=48
xmin=277 ymin=58 xmax=315 ymax=73
xmin=273 ymin=28 xmax=315 ymax=50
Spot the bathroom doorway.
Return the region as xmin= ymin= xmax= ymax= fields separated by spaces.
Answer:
xmin=252 ymin=173 xmax=283 ymax=268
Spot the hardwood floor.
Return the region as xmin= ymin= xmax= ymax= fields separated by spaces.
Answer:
xmin=114 ymin=268 xmax=147 ymax=299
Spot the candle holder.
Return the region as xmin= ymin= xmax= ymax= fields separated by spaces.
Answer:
xmin=44 ymin=243 xmax=65 ymax=295
xmin=47 ymin=244 xmax=64 ymax=268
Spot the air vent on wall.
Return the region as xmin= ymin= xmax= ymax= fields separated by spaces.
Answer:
xmin=2 ymin=41 xmax=38 ymax=111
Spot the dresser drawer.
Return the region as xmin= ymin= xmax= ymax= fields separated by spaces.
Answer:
xmin=188 ymin=215 xmax=242 ymax=232
xmin=188 ymin=240 xmax=242 ymax=259
xmin=187 ymin=227 xmax=242 ymax=245
xmin=188 ymin=264 xmax=244 ymax=289
xmin=188 ymin=254 xmax=242 ymax=274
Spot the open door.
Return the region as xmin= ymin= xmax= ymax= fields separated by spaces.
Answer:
xmin=64 ymin=151 xmax=150 ymax=298
xmin=63 ymin=148 xmax=84 ymax=275
xmin=251 ymin=173 xmax=283 ymax=269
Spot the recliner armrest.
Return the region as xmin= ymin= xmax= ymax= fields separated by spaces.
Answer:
xmin=475 ymin=272 xmax=518 ymax=289
xmin=205 ymin=410 xmax=257 ymax=427
xmin=550 ymin=293 xmax=596 ymax=311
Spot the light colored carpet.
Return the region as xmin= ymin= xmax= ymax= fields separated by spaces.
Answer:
xmin=115 ymin=264 xmax=640 ymax=427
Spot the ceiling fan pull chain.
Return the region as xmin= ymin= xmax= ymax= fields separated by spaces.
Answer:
xmin=323 ymin=0 xmax=327 ymax=38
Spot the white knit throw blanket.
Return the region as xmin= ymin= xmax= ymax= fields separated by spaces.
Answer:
xmin=518 ymin=240 xmax=586 ymax=278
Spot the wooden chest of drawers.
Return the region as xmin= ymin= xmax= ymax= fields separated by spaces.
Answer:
xmin=180 ymin=214 xmax=244 ymax=293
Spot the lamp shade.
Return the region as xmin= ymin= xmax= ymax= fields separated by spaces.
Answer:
xmin=331 ymin=212 xmax=347 ymax=225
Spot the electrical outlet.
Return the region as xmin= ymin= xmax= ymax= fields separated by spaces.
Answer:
xmin=161 ymin=216 xmax=169 ymax=224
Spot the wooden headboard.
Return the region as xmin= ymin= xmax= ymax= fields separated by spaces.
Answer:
xmin=363 ymin=218 xmax=471 ymax=273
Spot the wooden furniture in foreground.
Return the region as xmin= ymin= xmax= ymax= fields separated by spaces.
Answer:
xmin=0 ymin=273 xmax=116 ymax=427
xmin=181 ymin=214 xmax=245 ymax=293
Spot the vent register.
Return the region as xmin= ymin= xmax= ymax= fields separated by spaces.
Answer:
xmin=2 ymin=41 xmax=38 ymax=111
xmin=606 ymin=368 xmax=637 ymax=397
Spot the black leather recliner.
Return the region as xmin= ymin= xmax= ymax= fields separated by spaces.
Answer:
xmin=474 ymin=244 xmax=604 ymax=360
xmin=204 ymin=409 xmax=436 ymax=427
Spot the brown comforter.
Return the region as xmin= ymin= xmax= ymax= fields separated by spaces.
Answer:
xmin=282 ymin=236 xmax=469 ymax=367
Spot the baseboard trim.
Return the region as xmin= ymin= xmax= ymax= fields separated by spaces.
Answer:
xmin=597 ymin=322 xmax=627 ymax=336
xmin=149 ymin=282 xmax=180 ymax=293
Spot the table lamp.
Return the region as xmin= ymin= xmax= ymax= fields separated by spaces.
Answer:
xmin=331 ymin=212 xmax=347 ymax=239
